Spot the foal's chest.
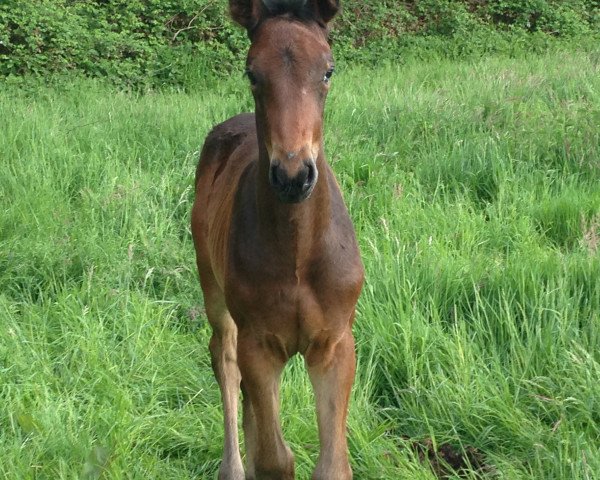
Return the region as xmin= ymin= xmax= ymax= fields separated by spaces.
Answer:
xmin=224 ymin=231 xmax=362 ymax=350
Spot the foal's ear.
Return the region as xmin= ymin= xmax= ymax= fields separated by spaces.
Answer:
xmin=229 ymin=0 xmax=262 ymax=30
xmin=309 ymin=0 xmax=340 ymax=25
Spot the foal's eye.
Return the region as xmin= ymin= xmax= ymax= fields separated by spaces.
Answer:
xmin=245 ymin=69 xmax=258 ymax=86
xmin=323 ymin=67 xmax=334 ymax=84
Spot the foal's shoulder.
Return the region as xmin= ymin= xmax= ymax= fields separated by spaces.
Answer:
xmin=196 ymin=113 xmax=257 ymax=186
xmin=206 ymin=113 xmax=256 ymax=145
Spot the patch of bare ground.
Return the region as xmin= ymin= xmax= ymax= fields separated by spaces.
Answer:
xmin=410 ymin=438 xmax=495 ymax=479
xmin=581 ymin=214 xmax=599 ymax=254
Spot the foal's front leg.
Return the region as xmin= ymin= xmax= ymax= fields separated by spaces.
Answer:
xmin=241 ymin=380 xmax=257 ymax=479
xmin=204 ymin=287 xmax=245 ymax=480
xmin=306 ymin=328 xmax=356 ymax=480
xmin=238 ymin=331 xmax=294 ymax=480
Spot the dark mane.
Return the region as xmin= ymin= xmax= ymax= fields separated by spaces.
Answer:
xmin=262 ymin=0 xmax=307 ymax=15
xmin=231 ymin=0 xmax=338 ymax=36
xmin=261 ymin=0 xmax=316 ymax=23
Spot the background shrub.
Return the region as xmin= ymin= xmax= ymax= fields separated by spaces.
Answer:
xmin=0 ymin=0 xmax=598 ymax=87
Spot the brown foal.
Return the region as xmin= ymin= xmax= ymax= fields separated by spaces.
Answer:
xmin=191 ymin=1 xmax=363 ymax=478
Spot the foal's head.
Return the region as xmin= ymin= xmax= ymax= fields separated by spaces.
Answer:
xmin=230 ymin=0 xmax=340 ymax=203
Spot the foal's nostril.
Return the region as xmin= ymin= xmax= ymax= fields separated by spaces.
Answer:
xmin=296 ymin=164 xmax=309 ymax=187
xmin=269 ymin=162 xmax=285 ymax=189
xmin=305 ymin=161 xmax=316 ymax=187
xmin=269 ymin=163 xmax=277 ymax=186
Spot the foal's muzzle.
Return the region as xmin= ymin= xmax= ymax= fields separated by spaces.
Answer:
xmin=269 ymin=159 xmax=318 ymax=203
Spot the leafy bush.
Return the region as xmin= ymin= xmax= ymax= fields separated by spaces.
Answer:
xmin=0 ymin=0 xmax=598 ymax=87
xmin=0 ymin=0 xmax=247 ymax=87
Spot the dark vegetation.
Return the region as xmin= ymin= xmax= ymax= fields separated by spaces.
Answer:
xmin=1 ymin=0 xmax=598 ymax=87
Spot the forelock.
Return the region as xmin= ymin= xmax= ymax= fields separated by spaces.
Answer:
xmin=261 ymin=0 xmax=309 ymax=16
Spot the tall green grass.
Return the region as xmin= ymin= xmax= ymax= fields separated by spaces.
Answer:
xmin=1 ymin=47 xmax=599 ymax=478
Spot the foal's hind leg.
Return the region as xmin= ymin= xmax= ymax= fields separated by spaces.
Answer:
xmin=306 ymin=328 xmax=355 ymax=480
xmin=202 ymin=277 xmax=244 ymax=480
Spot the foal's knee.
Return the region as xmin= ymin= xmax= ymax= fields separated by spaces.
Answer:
xmin=252 ymin=439 xmax=294 ymax=480
xmin=217 ymin=461 xmax=245 ymax=480
xmin=254 ymin=468 xmax=294 ymax=480
xmin=312 ymin=460 xmax=352 ymax=480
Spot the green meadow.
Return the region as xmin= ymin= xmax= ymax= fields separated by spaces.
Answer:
xmin=1 ymin=47 xmax=599 ymax=479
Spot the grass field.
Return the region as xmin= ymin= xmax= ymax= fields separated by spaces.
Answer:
xmin=1 ymin=47 xmax=600 ymax=479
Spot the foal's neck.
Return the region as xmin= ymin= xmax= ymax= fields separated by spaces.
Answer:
xmin=255 ymin=147 xmax=330 ymax=266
